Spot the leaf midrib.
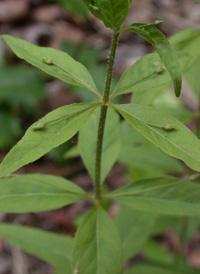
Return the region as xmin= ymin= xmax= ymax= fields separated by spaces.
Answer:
xmin=18 ymin=176 xmax=85 ymax=196
xmin=118 ymin=196 xmax=200 ymax=210
xmin=39 ymin=103 xmax=98 ymax=126
xmin=113 ymin=70 xmax=158 ymax=97
xmin=109 ymin=179 xmax=183 ymax=198
xmin=1 ymin=105 xmax=97 ymax=176
xmin=0 ymin=193 xmax=83 ymax=200
xmin=52 ymin=61 xmax=101 ymax=98
xmin=5 ymin=36 xmax=101 ymax=99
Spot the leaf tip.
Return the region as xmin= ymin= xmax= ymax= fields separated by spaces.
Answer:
xmin=175 ymin=79 xmax=182 ymax=97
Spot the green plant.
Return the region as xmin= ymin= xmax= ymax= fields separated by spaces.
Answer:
xmin=0 ymin=1 xmax=200 ymax=273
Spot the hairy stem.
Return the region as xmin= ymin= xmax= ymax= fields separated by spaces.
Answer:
xmin=103 ymin=32 xmax=119 ymax=103
xmin=94 ymin=31 xmax=119 ymax=202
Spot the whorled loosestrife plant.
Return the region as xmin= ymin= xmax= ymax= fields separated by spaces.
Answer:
xmin=0 ymin=1 xmax=200 ymax=273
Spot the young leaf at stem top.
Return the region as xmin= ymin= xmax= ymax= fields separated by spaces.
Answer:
xmin=83 ymin=0 xmax=133 ymax=30
xmin=0 ymin=103 xmax=98 ymax=177
xmin=122 ymin=21 xmax=182 ymax=97
xmin=1 ymin=35 xmax=101 ymax=99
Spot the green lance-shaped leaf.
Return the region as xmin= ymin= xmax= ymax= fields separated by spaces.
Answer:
xmin=113 ymin=104 xmax=200 ymax=172
xmin=115 ymin=206 xmax=157 ymax=261
xmin=0 ymin=224 xmax=73 ymax=272
xmin=0 ymin=174 xmax=87 ymax=213
xmin=83 ymin=0 xmax=132 ymax=30
xmin=184 ymin=58 xmax=200 ymax=96
xmin=111 ymin=29 xmax=200 ymax=102
xmin=151 ymin=89 xmax=193 ymax=124
xmin=119 ymin=122 xmax=184 ymax=180
xmin=170 ymin=29 xmax=200 ymax=112
xmin=123 ymin=21 xmax=182 ymax=97
xmin=73 ymin=206 xmax=123 ymax=274
xmin=79 ymin=108 xmax=121 ymax=184
xmin=119 ymin=122 xmax=184 ymax=177
xmin=110 ymin=51 xmax=189 ymax=102
xmin=1 ymin=35 xmax=101 ymax=99
xmin=108 ymin=176 xmax=200 ymax=216
xmin=0 ymin=103 xmax=98 ymax=177
xmin=170 ymin=29 xmax=200 ymax=68
xmin=120 ymin=146 xmax=184 ymax=178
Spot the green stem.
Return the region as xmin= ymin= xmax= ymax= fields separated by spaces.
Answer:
xmin=94 ymin=105 xmax=108 ymax=202
xmin=103 ymin=32 xmax=119 ymax=103
xmin=94 ymin=31 xmax=119 ymax=202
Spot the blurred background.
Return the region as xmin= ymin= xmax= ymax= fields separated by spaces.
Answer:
xmin=0 ymin=0 xmax=200 ymax=273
